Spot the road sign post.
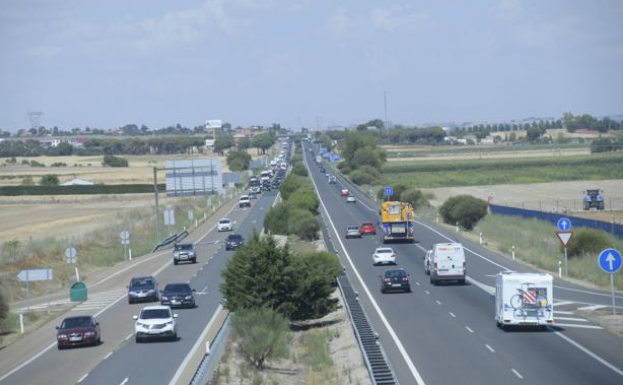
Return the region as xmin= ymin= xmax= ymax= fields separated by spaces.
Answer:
xmin=17 ymin=268 xmax=53 ymax=310
xmin=598 ymin=248 xmax=622 ymax=315
xmin=383 ymin=186 xmax=393 ymax=201
xmin=120 ymin=230 xmax=130 ymax=261
xmin=556 ymin=218 xmax=573 ymax=277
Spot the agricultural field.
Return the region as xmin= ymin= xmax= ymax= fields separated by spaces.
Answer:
xmin=381 ymin=152 xmax=623 ymax=189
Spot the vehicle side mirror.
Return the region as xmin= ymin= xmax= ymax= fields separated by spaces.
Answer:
xmin=133 ymin=315 xmax=138 ymax=320
xmin=173 ymin=314 xmax=179 ymax=319
xmin=96 ymin=322 xmax=100 ymax=326
xmin=192 ymin=288 xmax=196 ymax=292
xmin=56 ymin=326 xmax=60 ymax=329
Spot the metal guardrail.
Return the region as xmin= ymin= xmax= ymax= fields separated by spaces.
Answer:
xmin=189 ymin=313 xmax=232 ymax=385
xmin=337 ymin=275 xmax=399 ymax=385
xmin=152 ymin=230 xmax=189 ymax=253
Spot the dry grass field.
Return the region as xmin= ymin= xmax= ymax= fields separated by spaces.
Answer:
xmin=386 ymin=148 xmax=590 ymax=162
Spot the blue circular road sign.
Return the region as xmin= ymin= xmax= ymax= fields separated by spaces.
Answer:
xmin=557 ymin=217 xmax=572 ymax=231
xmin=598 ymin=248 xmax=622 ymax=274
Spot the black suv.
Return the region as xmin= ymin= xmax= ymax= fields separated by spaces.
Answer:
xmin=160 ymin=283 xmax=196 ymax=308
xmin=128 ymin=275 xmax=159 ymax=304
xmin=225 ymin=234 xmax=245 ymax=250
xmin=380 ymin=269 xmax=411 ymax=293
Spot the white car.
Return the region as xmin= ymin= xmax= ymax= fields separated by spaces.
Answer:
xmin=373 ymin=247 xmax=397 ymax=266
xmin=133 ymin=305 xmax=178 ymax=342
xmin=217 ymin=218 xmax=232 ymax=232
xmin=239 ymin=195 xmax=251 ymax=208
xmin=346 ymin=195 xmax=356 ymax=203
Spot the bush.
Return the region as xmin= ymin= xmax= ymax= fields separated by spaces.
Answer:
xmin=400 ymin=189 xmax=428 ymax=210
xmin=289 ymin=252 xmax=340 ymax=321
xmin=232 ymin=307 xmax=290 ymax=370
xmin=291 ymin=163 xmax=308 ymax=177
xmin=288 ymin=209 xmax=320 ymax=240
xmin=102 ymin=154 xmax=128 ymax=167
xmin=226 ymin=150 xmax=252 ymax=171
xmin=567 ymin=228 xmax=613 ymax=257
xmin=263 ymin=203 xmax=290 ymax=235
xmin=350 ymin=165 xmax=382 ymax=185
xmin=440 ymin=195 xmax=488 ymax=230
xmin=287 ymin=188 xmax=319 ymax=214
xmin=21 ymin=176 xmax=35 ymax=186
xmin=279 ymin=174 xmax=304 ymax=200
xmin=40 ymin=174 xmax=59 ymax=186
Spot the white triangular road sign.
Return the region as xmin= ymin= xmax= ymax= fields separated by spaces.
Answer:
xmin=557 ymin=231 xmax=573 ymax=246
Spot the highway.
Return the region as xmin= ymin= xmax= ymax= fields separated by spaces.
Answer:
xmin=0 ymin=188 xmax=280 ymax=385
xmin=302 ymin=141 xmax=623 ymax=385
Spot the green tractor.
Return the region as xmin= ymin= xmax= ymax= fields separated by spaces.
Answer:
xmin=583 ymin=189 xmax=605 ymax=210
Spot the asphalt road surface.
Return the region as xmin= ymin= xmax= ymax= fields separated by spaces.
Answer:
xmin=303 ymin=141 xmax=623 ymax=385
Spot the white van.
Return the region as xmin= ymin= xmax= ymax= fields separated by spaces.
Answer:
xmin=425 ymin=243 xmax=466 ymax=285
xmin=495 ymin=271 xmax=553 ymax=330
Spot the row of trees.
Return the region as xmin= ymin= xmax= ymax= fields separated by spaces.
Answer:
xmin=562 ymin=113 xmax=622 ymax=132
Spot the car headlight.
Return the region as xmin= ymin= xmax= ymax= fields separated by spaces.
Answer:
xmin=129 ymin=291 xmax=138 ymax=296
xmin=185 ymin=295 xmax=193 ymax=300
xmin=166 ymin=321 xmax=173 ymax=326
xmin=162 ymin=296 xmax=168 ymax=300
xmin=58 ymin=334 xmax=68 ymax=339
xmin=85 ymin=331 xmax=95 ymax=337
xmin=148 ymin=289 xmax=155 ymax=293
xmin=137 ymin=322 xmax=148 ymax=328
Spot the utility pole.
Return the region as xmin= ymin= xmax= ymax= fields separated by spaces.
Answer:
xmin=153 ymin=167 xmax=161 ymax=244
xmin=384 ymin=91 xmax=388 ymax=122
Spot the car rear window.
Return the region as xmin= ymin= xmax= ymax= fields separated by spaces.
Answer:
xmin=347 ymin=226 xmax=359 ymax=230
xmin=384 ymin=270 xmax=406 ymax=278
xmin=219 ymin=219 xmax=231 ymax=224
xmin=362 ymin=223 xmax=373 ymax=227
xmin=377 ymin=248 xmax=393 ymax=253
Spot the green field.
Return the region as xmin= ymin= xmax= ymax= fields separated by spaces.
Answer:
xmin=384 ymin=143 xmax=589 ymax=158
xmin=381 ymin=153 xmax=623 ymax=188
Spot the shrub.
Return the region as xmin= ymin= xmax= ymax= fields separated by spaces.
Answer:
xmin=440 ymin=195 xmax=488 ymax=230
xmin=350 ymin=165 xmax=382 ymax=185
xmin=291 ymin=163 xmax=308 ymax=177
xmin=566 ymin=228 xmax=613 ymax=257
xmin=288 ymin=209 xmax=320 ymax=240
xmin=0 ymin=286 xmax=8 ymax=343
xmin=400 ymin=188 xmax=428 ymax=210
xmin=232 ymin=307 xmax=290 ymax=370
xmin=289 ymin=252 xmax=340 ymax=321
xmin=226 ymin=150 xmax=252 ymax=171
xmin=287 ymin=188 xmax=319 ymax=214
xmin=102 ymin=154 xmax=128 ymax=167
xmin=279 ymin=175 xmax=304 ymax=200
xmin=263 ymin=203 xmax=290 ymax=235
xmin=40 ymin=174 xmax=59 ymax=186
xmin=21 ymin=176 xmax=35 ymax=186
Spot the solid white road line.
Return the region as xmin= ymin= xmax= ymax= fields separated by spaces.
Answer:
xmin=125 ymin=333 xmax=133 ymax=341
xmin=77 ymin=373 xmax=89 ymax=383
xmin=554 ymin=316 xmax=589 ymax=322
xmin=485 ymin=344 xmax=495 ymax=353
xmin=465 ymin=326 xmax=474 ymax=333
xmin=554 ymin=310 xmax=575 ymax=315
xmin=555 ymin=331 xmax=623 ymax=377
xmin=555 ymin=285 xmax=623 ymax=300
xmin=466 ymin=276 xmax=496 ymax=296
xmin=167 ymin=305 xmax=223 ymax=385
xmin=511 ymin=369 xmax=524 ymax=379
xmin=553 ymin=301 xmax=575 ymax=307
xmin=306 ymin=152 xmax=427 ymax=385
xmin=104 ymin=352 xmax=113 ymax=360
xmin=91 ymin=251 xmax=168 ymax=288
xmin=554 ymin=323 xmax=603 ymax=330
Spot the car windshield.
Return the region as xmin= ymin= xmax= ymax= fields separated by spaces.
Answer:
xmin=131 ymin=278 xmax=154 ymax=288
xmin=362 ymin=223 xmax=373 ymax=227
xmin=164 ymin=284 xmax=191 ymax=293
xmin=347 ymin=226 xmax=359 ymax=231
xmin=219 ymin=219 xmax=230 ymax=224
xmin=140 ymin=309 xmax=171 ymax=320
xmin=384 ymin=270 xmax=407 ymax=279
xmin=61 ymin=317 xmax=93 ymax=329
xmin=228 ymin=235 xmax=243 ymax=241
xmin=174 ymin=244 xmax=192 ymax=251
xmin=377 ymin=248 xmax=393 ymax=254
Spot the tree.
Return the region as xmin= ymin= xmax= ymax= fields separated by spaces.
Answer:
xmin=252 ymin=133 xmax=275 ymax=155
xmin=264 ymin=203 xmax=291 ymax=235
xmin=221 ymin=232 xmax=296 ymax=315
xmin=0 ymin=286 xmax=9 ymax=344
xmin=232 ymin=307 xmax=290 ymax=370
xmin=102 ymin=154 xmax=129 ymax=167
xmin=226 ymin=150 xmax=251 ymax=171
xmin=288 ymin=209 xmax=320 ymax=240
xmin=213 ymin=134 xmax=235 ymax=155
xmin=237 ymin=137 xmax=251 ymax=150
xmin=525 ymin=126 xmax=543 ymax=143
xmin=439 ymin=195 xmax=488 ymax=230
xmin=291 ymin=163 xmax=308 ymax=177
xmin=279 ymin=175 xmax=305 ymax=200
xmin=289 ymin=252 xmax=340 ymax=320
xmin=40 ymin=174 xmax=59 ymax=186
xmin=400 ymin=189 xmax=428 ymax=210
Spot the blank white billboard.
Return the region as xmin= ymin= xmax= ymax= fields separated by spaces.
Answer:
xmin=165 ymin=159 xmax=223 ymax=197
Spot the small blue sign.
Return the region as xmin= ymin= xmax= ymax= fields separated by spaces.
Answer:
xmin=598 ymin=248 xmax=622 ymax=274
xmin=557 ymin=217 xmax=572 ymax=231
xmin=332 ymin=156 xmax=340 ymax=162
xmin=384 ymin=186 xmax=393 ymax=196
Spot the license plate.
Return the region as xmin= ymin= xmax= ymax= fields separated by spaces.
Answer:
xmin=172 ymin=300 xmax=179 ymax=304
xmin=70 ymin=336 xmax=82 ymax=342
xmin=180 ymin=256 xmax=188 ymax=259
xmin=392 ymin=284 xmax=402 ymax=287
xmin=439 ymin=269 xmax=448 ymax=272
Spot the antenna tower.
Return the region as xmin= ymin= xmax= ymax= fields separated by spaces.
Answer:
xmin=27 ymin=111 xmax=44 ymax=130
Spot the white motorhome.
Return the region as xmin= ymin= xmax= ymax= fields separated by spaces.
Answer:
xmin=425 ymin=243 xmax=466 ymax=285
xmin=495 ymin=271 xmax=553 ymax=330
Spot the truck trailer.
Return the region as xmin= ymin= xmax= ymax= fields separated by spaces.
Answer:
xmin=495 ymin=271 xmax=553 ymax=330
xmin=380 ymin=201 xmax=414 ymax=243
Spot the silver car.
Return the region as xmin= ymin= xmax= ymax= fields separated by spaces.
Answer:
xmin=345 ymin=225 xmax=362 ymax=239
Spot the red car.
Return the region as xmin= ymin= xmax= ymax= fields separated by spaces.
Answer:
xmin=341 ymin=189 xmax=350 ymax=197
xmin=56 ymin=315 xmax=101 ymax=349
xmin=360 ymin=222 xmax=377 ymax=235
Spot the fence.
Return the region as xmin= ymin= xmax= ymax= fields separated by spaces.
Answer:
xmin=496 ymin=198 xmax=623 ymax=213
xmin=489 ymin=204 xmax=623 ymax=239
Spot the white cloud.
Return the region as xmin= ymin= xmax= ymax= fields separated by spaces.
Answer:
xmin=370 ymin=5 xmax=430 ymax=32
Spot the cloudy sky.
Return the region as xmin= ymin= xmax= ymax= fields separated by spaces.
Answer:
xmin=1 ymin=0 xmax=622 ymax=130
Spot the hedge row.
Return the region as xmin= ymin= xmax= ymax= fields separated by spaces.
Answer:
xmin=0 ymin=184 xmax=166 ymax=196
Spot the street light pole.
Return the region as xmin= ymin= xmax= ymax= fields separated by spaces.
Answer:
xmin=153 ymin=167 xmax=161 ymax=244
